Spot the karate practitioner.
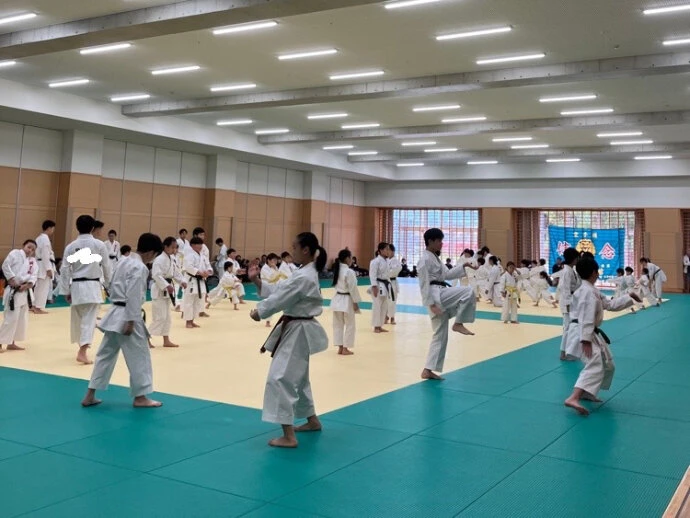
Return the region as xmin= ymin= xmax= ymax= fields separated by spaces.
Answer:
xmin=462 ymin=250 xmax=480 ymax=297
xmin=331 ymin=249 xmax=361 ymax=356
xmin=369 ymin=243 xmax=392 ymax=333
xmin=81 ymin=233 xmax=164 ymax=409
xmin=418 ymin=228 xmax=477 ymax=381
xmin=248 ymin=232 xmax=329 ymax=448
xmin=639 ymin=258 xmax=666 ymax=306
xmin=486 ymin=256 xmax=503 ymax=307
xmin=558 ymin=248 xmax=581 ymax=361
xmin=279 ymin=251 xmax=297 ymax=279
xmin=499 ymin=262 xmax=519 ymax=324
xmin=227 ymin=248 xmax=247 ymax=303
xmin=564 ymin=257 xmax=641 ymax=416
xmin=33 ymin=220 xmax=56 ymax=314
xmin=261 ymin=253 xmax=287 ymax=327
xmin=385 ymin=244 xmax=402 ymax=325
xmin=149 ymin=237 xmax=187 ymax=347
xmin=182 ymin=237 xmax=213 ymax=328
xmin=174 ymin=229 xmax=189 ymax=310
xmin=533 ymin=271 xmax=558 ymax=308
xmin=623 ymin=267 xmax=645 ymax=312
xmin=104 ymin=230 xmax=121 ymax=273
xmin=0 ymin=240 xmax=37 ymax=352
xmin=207 ymin=261 xmax=243 ymax=309
xmin=92 ymin=220 xmax=105 ymax=240
xmin=60 ymin=215 xmax=113 ymax=365
xmin=215 ymin=237 xmax=227 ymax=278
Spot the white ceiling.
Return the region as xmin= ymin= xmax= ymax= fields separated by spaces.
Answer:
xmin=1 ymin=0 xmax=690 ymax=171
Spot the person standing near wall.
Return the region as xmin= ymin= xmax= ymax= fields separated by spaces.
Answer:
xmin=33 ymin=220 xmax=56 ymax=314
xmin=683 ymin=248 xmax=690 ymax=293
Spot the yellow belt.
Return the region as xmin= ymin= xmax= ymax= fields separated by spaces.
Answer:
xmin=506 ymin=286 xmax=520 ymax=300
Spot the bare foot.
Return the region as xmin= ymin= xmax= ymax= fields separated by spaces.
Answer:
xmin=0 ymin=347 xmax=4 ymax=354
xmin=295 ymin=417 xmax=322 ymax=432
xmin=186 ymin=322 xmax=200 ymax=328
xmin=511 ymin=321 xmax=519 ymax=325
xmin=199 ymin=312 xmax=210 ymax=318
xmin=205 ymin=303 xmax=210 ymax=309
xmin=268 ymin=437 xmax=298 ymax=448
xmin=533 ymin=303 xmax=539 ymax=307
xmin=338 ymin=347 xmax=354 ymax=356
xmin=81 ymin=397 xmax=102 ymax=407
xmin=174 ymin=306 xmax=181 ymax=312
xmin=76 ymin=351 xmax=93 ymax=365
xmin=390 ymin=319 xmax=396 ymax=325
xmin=33 ymin=309 xmax=49 ymax=315
xmin=133 ymin=396 xmax=163 ymax=408
xmin=240 ymin=301 xmax=246 ymax=304
xmin=6 ymin=343 xmax=25 ymax=351
xmin=560 ymin=351 xmax=567 ymax=361
xmin=374 ymin=327 xmax=389 ymax=333
xmin=564 ymin=398 xmax=589 ymax=416
xmin=421 ymin=368 xmax=444 ymax=380
xmin=452 ymin=323 xmax=475 ymax=336
xmin=580 ymin=393 xmax=603 ymax=403
xmin=163 ymin=342 xmax=180 ymax=348
xmin=149 ymin=342 xmax=155 ymax=349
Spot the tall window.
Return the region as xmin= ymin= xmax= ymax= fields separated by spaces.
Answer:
xmin=539 ymin=210 xmax=638 ymax=279
xmin=391 ymin=209 xmax=480 ymax=265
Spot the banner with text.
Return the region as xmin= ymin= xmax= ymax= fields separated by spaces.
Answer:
xmin=548 ymin=226 xmax=626 ymax=279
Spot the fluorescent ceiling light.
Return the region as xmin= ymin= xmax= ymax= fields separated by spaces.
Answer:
xmin=401 ymin=141 xmax=436 ymax=146
xmin=323 ymin=145 xmax=354 ymax=150
xmin=425 ymin=147 xmax=458 ymax=153
xmin=278 ymin=49 xmax=337 ymax=60
xmin=663 ymin=37 xmax=690 ymax=46
xmin=308 ymin=113 xmax=348 ymax=120
xmin=342 ymin=123 xmax=380 ymax=129
xmin=413 ymin=104 xmax=460 ymax=112
xmin=492 ymin=137 xmax=532 ymax=142
xmin=511 ymin=144 xmax=549 ymax=149
xmin=80 ymin=43 xmax=131 ymax=55
xmin=110 ymin=94 xmax=150 ymax=102
xmin=49 ymin=79 xmax=89 ymax=88
xmin=546 ymin=158 xmax=581 ymax=163
xmin=210 ymin=83 xmax=256 ymax=92
xmin=477 ymin=53 xmax=545 ymax=65
xmin=539 ymin=94 xmax=597 ymax=103
xmin=0 ymin=60 xmax=17 ymax=68
xmin=213 ymin=21 xmax=277 ymax=35
xmin=597 ymin=131 xmax=643 ymax=138
xmin=0 ymin=13 xmax=37 ymax=25
xmin=397 ymin=162 xmax=425 ymax=167
xmin=634 ymin=155 xmax=672 ymax=160
xmin=329 ymin=70 xmax=384 ymax=81
xmin=442 ymin=116 xmax=487 ymax=123
xmin=217 ymin=119 xmax=253 ymax=126
xmin=255 ymin=128 xmax=289 ymax=135
xmin=610 ymin=140 xmax=654 ymax=145
xmin=468 ymin=161 xmax=498 ymax=165
xmin=385 ymin=0 xmax=442 ymax=9
xmin=348 ymin=151 xmax=378 ymax=156
xmin=643 ymin=4 xmax=690 ymax=15
xmin=151 ymin=65 xmax=200 ymax=75
xmin=561 ymin=108 xmax=614 ymax=115
xmin=437 ymin=26 xmax=512 ymax=41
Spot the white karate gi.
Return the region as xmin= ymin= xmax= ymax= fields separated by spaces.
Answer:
xmin=60 ymin=234 xmax=112 ymax=346
xmin=174 ymin=238 xmax=189 ymax=306
xmin=368 ymin=256 xmax=391 ymax=328
xmin=0 ymin=250 xmax=37 ymax=344
xmin=532 ymin=278 xmax=555 ymax=305
xmin=572 ymin=281 xmax=634 ymax=396
xmin=88 ymin=253 xmax=153 ymax=397
xmin=278 ymin=261 xmax=297 ymax=280
xmin=639 ymin=275 xmax=657 ymax=306
xmin=182 ymin=249 xmax=213 ymax=321
xmin=645 ymin=262 xmax=666 ymax=301
xmin=499 ymin=271 xmax=519 ymax=322
xmin=516 ymin=267 xmax=531 ymax=294
xmin=149 ymin=252 xmax=185 ymax=336
xmin=33 ymin=232 xmax=55 ymax=310
xmin=257 ymin=263 xmax=328 ymax=425
xmin=103 ymin=239 xmax=121 ymax=273
xmin=331 ymin=264 xmax=361 ymax=348
xmin=528 ymin=265 xmax=546 ymax=302
xmin=611 ymin=276 xmax=625 ymax=298
xmin=230 ymin=258 xmax=247 ymax=299
xmin=261 ymin=264 xmax=286 ymax=286
xmin=486 ymin=264 xmax=503 ymax=307
xmin=464 ymin=256 xmax=480 ymax=295
xmin=558 ymin=265 xmax=581 ymax=353
xmin=622 ymin=274 xmax=645 ymax=309
xmin=208 ymin=271 xmax=242 ymax=306
xmin=418 ymin=250 xmax=476 ymax=372
xmin=475 ymin=265 xmax=489 ymax=299
xmin=215 ymin=244 xmax=228 ymax=277
xmin=386 ymin=257 xmax=402 ymax=319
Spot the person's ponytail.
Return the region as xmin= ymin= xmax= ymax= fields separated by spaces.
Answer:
xmin=315 ymin=246 xmax=328 ymax=272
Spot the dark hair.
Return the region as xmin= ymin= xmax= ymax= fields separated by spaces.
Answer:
xmin=189 ymin=237 xmax=203 ymax=246
xmin=76 ymin=215 xmax=95 ymax=234
xmin=389 ymin=244 xmax=396 ymax=253
xmin=642 ymin=267 xmax=650 ymax=275
xmin=42 ymin=220 xmax=56 ymax=231
xmin=489 ymin=256 xmax=498 ymax=265
xmin=136 ymin=233 xmax=163 ymax=255
xmin=580 ymin=252 xmax=594 ymax=260
xmin=267 ymin=253 xmax=280 ymax=262
xmin=108 ymin=229 xmax=117 ymax=236
xmin=332 ymin=249 xmax=352 ymax=286
xmin=639 ymin=257 xmax=650 ymax=264
xmin=563 ymin=247 xmax=579 ymax=264
xmin=193 ymin=227 xmax=205 ymax=237
xmin=215 ymin=238 xmax=223 ymax=245
xmin=480 ymin=246 xmax=490 ymax=254
xmin=539 ymin=258 xmax=546 ymax=266
xmin=162 ymin=236 xmax=177 ymax=248
xmin=179 ymin=228 xmax=187 ymax=235
xmin=281 ymin=251 xmax=291 ymax=259
xmin=23 ymin=239 xmax=37 ymax=247
xmin=477 ymin=257 xmax=486 ymax=265
xmin=120 ymin=245 xmax=132 ymax=255
xmin=616 ymin=268 xmax=625 ymax=275
xmin=540 ymin=270 xmax=553 ymax=286
xmin=296 ymin=232 xmax=327 ymax=271
xmin=506 ymin=261 xmax=515 ymax=268
xmin=521 ymin=259 xmax=531 ymax=267
xmin=625 ymin=266 xmax=634 ymax=274
xmin=377 ymin=242 xmax=389 ymax=252
xmin=575 ymin=256 xmax=598 ymax=279
xmin=224 ymin=261 xmax=233 ymax=271
xmin=93 ymin=220 xmax=104 ymax=230
xmin=228 ymin=248 xmax=236 ymax=254
xmin=423 ymin=228 xmax=444 ymax=246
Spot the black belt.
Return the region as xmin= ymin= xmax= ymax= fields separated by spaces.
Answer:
xmin=188 ymin=274 xmax=203 ymax=298
xmin=113 ymin=301 xmax=147 ymax=323
xmin=164 ymin=278 xmax=175 ymax=305
xmin=7 ymin=286 xmax=32 ymax=311
xmin=73 ymin=277 xmax=100 ymax=282
xmin=430 ymin=280 xmax=451 ymax=288
xmin=376 ymin=278 xmax=395 ymax=301
xmin=109 ymin=255 xmax=117 ymax=260
xmin=336 ymin=291 xmax=351 ymax=296
xmin=261 ymin=315 xmax=314 ymax=357
xmin=389 ymin=277 xmax=397 ymax=281
xmin=571 ymin=320 xmax=611 ymax=345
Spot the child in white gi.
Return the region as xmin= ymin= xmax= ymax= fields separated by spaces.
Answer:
xmin=81 ymin=233 xmax=164 ymax=409
xmin=0 ymin=240 xmax=37 ymax=352
xmin=499 ymin=262 xmax=520 ymax=324
xmin=533 ymin=271 xmax=558 ymax=307
xmin=207 ymin=261 xmax=243 ymax=310
xmin=558 ymin=248 xmax=581 ymax=361
xmin=639 ymin=258 xmax=666 ymax=306
xmin=261 ymin=253 xmax=287 ymax=327
xmin=623 ymin=267 xmax=645 ymax=312
xmin=486 ymin=256 xmax=503 ymax=307
xmin=638 ymin=268 xmax=658 ymax=307
xmin=385 ymin=244 xmax=402 ymax=325
xmin=182 ymin=237 xmax=213 ymax=328
xmin=368 ymin=243 xmax=392 ymax=333
xmin=249 ymin=232 xmax=329 ymax=448
xmin=331 ymin=249 xmax=362 ymax=356
xmin=149 ymin=237 xmax=187 ymax=348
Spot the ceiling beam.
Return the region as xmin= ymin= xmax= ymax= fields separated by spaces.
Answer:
xmin=0 ymin=0 xmax=385 ymax=59
xmin=255 ymin=110 xmax=690 ymax=145
xmin=346 ymin=143 xmax=690 ymax=163
xmin=122 ymin=51 xmax=690 ymax=117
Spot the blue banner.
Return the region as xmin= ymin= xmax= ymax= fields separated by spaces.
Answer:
xmin=548 ymin=226 xmax=626 ymax=279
